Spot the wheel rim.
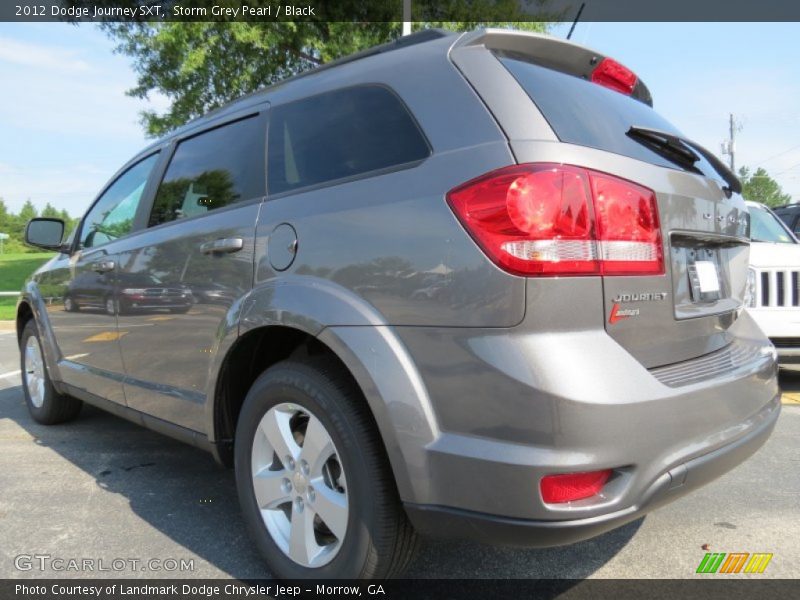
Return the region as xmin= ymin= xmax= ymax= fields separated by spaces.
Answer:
xmin=251 ymin=403 xmax=349 ymax=568
xmin=106 ymin=299 xmax=115 ymax=315
xmin=24 ymin=336 xmax=46 ymax=408
xmin=64 ymin=297 xmax=73 ymax=311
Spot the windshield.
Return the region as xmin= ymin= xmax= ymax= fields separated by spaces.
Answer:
xmin=749 ymin=205 xmax=796 ymax=244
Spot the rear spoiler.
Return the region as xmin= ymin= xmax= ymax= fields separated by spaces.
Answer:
xmin=453 ymin=29 xmax=653 ymax=107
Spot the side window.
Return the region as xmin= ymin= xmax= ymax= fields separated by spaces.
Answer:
xmin=80 ymin=153 xmax=159 ymax=249
xmin=149 ymin=116 xmax=265 ymax=227
xmin=268 ymin=86 xmax=430 ymax=195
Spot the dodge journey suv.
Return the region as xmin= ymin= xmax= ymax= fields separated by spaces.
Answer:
xmin=18 ymin=29 xmax=780 ymax=579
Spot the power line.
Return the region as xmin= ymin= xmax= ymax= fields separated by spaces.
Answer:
xmin=752 ymin=143 xmax=800 ymax=167
xmin=774 ymin=161 xmax=800 ymax=176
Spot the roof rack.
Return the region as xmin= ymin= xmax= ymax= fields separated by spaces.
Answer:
xmin=290 ymin=28 xmax=453 ymax=83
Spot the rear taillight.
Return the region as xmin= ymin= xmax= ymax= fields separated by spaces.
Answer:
xmin=447 ymin=163 xmax=663 ymax=277
xmin=540 ymin=469 xmax=612 ymax=504
xmin=590 ymin=57 xmax=637 ymax=96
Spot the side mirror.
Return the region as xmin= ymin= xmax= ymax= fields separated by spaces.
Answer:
xmin=25 ymin=218 xmax=66 ymax=251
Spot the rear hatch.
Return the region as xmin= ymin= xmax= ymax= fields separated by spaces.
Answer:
xmin=453 ymin=32 xmax=750 ymax=368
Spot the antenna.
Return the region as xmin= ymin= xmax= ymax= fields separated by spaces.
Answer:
xmin=566 ymin=2 xmax=586 ymax=40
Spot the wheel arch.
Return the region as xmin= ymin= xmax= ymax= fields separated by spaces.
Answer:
xmin=15 ymin=286 xmax=66 ymax=391
xmin=209 ymin=323 xmax=437 ymax=504
xmin=16 ymin=299 xmax=33 ymax=342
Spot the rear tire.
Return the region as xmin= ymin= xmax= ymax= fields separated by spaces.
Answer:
xmin=20 ymin=320 xmax=82 ymax=425
xmin=234 ymin=357 xmax=417 ymax=579
xmin=63 ymin=296 xmax=77 ymax=312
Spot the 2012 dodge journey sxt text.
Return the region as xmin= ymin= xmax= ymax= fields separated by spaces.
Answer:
xmin=18 ymin=29 xmax=780 ymax=579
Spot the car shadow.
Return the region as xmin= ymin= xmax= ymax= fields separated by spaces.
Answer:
xmin=0 ymin=384 xmax=641 ymax=579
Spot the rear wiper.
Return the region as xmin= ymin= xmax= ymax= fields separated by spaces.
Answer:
xmin=627 ymin=126 xmax=700 ymax=168
xmin=627 ymin=126 xmax=742 ymax=196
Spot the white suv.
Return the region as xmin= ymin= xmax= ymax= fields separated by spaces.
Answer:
xmin=746 ymin=200 xmax=800 ymax=364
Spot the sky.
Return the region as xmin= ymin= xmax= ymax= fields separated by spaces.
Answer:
xmin=0 ymin=21 xmax=798 ymax=218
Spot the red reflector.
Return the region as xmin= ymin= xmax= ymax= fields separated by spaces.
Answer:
xmin=591 ymin=57 xmax=638 ymax=96
xmin=446 ymin=163 xmax=663 ymax=277
xmin=540 ymin=469 xmax=612 ymax=504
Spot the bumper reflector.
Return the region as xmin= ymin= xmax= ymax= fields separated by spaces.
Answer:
xmin=540 ymin=469 xmax=612 ymax=503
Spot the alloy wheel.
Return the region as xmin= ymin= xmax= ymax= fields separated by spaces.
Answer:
xmin=24 ymin=335 xmax=46 ymax=408
xmin=251 ymin=403 xmax=349 ymax=568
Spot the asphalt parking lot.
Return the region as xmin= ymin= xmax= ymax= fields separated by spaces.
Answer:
xmin=0 ymin=327 xmax=798 ymax=579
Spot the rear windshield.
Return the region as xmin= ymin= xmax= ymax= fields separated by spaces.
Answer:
xmin=496 ymin=52 xmax=724 ymax=183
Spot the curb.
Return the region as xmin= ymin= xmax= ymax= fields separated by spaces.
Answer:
xmin=0 ymin=321 xmax=16 ymax=332
xmin=782 ymin=393 xmax=800 ymax=405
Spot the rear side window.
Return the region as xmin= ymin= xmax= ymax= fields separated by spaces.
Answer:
xmin=496 ymin=53 xmax=723 ymax=182
xmin=267 ymin=85 xmax=430 ymax=195
xmin=149 ymin=115 xmax=265 ymax=227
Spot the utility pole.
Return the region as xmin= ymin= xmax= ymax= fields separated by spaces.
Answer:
xmin=402 ymin=0 xmax=411 ymax=36
xmin=721 ymin=113 xmax=742 ymax=172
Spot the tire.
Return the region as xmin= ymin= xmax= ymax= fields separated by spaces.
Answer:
xmin=235 ymin=357 xmax=417 ymax=579
xmin=19 ymin=320 xmax=82 ymax=425
xmin=170 ymin=306 xmax=191 ymax=314
xmin=63 ymin=296 xmax=77 ymax=312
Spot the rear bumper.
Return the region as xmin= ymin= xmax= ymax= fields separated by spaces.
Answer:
xmin=748 ymin=307 xmax=800 ymax=363
xmin=386 ymin=307 xmax=779 ymax=544
xmin=769 ymin=338 xmax=800 ymax=364
xmin=405 ymin=394 xmax=780 ymax=546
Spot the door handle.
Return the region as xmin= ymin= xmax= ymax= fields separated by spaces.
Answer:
xmin=200 ymin=237 xmax=244 ymax=255
xmin=92 ymin=260 xmax=116 ymax=273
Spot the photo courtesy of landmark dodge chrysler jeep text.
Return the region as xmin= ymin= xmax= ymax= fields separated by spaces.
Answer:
xmin=17 ymin=29 xmax=780 ymax=579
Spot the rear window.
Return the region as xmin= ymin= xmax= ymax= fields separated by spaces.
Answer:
xmin=267 ymin=85 xmax=430 ymax=195
xmin=496 ymin=52 xmax=723 ymax=182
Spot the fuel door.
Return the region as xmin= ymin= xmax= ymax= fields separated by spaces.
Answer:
xmin=267 ymin=223 xmax=298 ymax=271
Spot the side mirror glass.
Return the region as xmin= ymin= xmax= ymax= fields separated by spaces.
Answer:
xmin=25 ymin=218 xmax=65 ymax=250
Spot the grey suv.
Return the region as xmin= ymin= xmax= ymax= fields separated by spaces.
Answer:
xmin=18 ymin=29 xmax=780 ymax=579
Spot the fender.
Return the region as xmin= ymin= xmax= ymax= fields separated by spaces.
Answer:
xmin=208 ymin=275 xmax=439 ymax=502
xmin=20 ymin=282 xmax=67 ymax=394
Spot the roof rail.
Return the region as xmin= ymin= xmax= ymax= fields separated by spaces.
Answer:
xmin=291 ymin=28 xmax=454 ymax=83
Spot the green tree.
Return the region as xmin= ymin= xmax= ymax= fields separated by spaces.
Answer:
xmin=41 ymin=202 xmax=61 ymax=218
xmin=59 ymin=209 xmax=79 ymax=239
xmin=90 ymin=14 xmax=548 ymax=137
xmin=739 ymin=166 xmax=792 ymax=208
xmin=0 ymin=198 xmax=10 ymax=233
xmin=15 ymin=199 xmax=38 ymax=241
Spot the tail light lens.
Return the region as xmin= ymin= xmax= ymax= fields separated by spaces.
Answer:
xmin=591 ymin=57 xmax=638 ymax=96
xmin=540 ymin=469 xmax=612 ymax=504
xmin=447 ymin=163 xmax=663 ymax=277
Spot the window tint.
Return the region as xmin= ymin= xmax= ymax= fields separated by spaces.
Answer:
xmin=80 ymin=153 xmax=159 ymax=249
xmin=149 ymin=116 xmax=265 ymax=227
xmin=497 ymin=53 xmax=725 ymax=183
xmin=268 ymin=86 xmax=430 ymax=195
